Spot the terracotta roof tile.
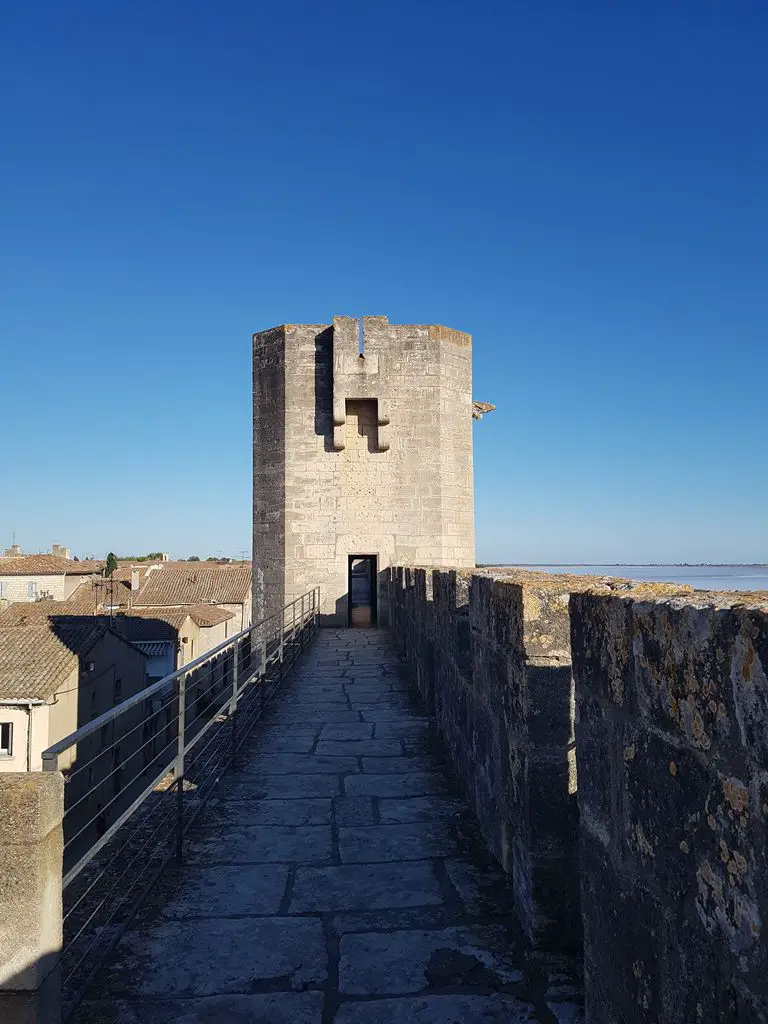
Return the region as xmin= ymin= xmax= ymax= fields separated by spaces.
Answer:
xmin=0 ymin=598 xmax=98 ymax=626
xmin=134 ymin=567 xmax=251 ymax=607
xmin=0 ymin=555 xmax=103 ymax=576
xmin=0 ymin=623 xmax=105 ymax=700
xmin=186 ymin=604 xmax=235 ymax=626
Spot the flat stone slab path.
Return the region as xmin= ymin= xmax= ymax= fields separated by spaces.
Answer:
xmin=77 ymin=630 xmax=583 ymax=1024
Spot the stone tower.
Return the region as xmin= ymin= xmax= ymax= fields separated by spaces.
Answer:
xmin=252 ymin=315 xmax=484 ymax=625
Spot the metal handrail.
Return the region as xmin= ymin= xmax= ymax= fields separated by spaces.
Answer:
xmin=42 ymin=592 xmax=311 ymax=762
xmin=43 ymin=587 xmax=320 ymax=1020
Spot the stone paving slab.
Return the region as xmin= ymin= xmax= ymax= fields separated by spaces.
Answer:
xmin=241 ymin=753 xmax=361 ymax=774
xmin=196 ymin=797 xmax=332 ymax=827
xmin=91 ymin=917 xmax=326 ymax=997
xmin=334 ymin=994 xmax=537 ymax=1023
xmin=148 ymin=864 xmax=289 ymax=918
xmin=339 ymin=925 xmax=523 ymax=995
xmin=320 ymin=722 xmax=374 ymax=740
xmin=184 ymin=824 xmax=333 ymax=864
xmin=74 ymin=629 xmax=583 ymax=1024
xmin=339 ymin=822 xmax=457 ymax=863
xmin=363 ymin=756 xmax=434 ymax=774
xmin=345 ymin=772 xmax=447 ymax=798
xmin=334 ymin=795 xmax=377 ymax=826
xmin=289 ymin=861 xmax=444 ymax=913
xmin=216 ymin=772 xmax=341 ymax=799
xmin=378 ymin=796 xmax=465 ymax=823
xmin=317 ymin=738 xmax=402 ymax=757
xmin=77 ymin=993 xmax=324 ymax=1024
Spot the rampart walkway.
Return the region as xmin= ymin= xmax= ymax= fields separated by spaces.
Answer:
xmin=76 ymin=630 xmax=582 ymax=1023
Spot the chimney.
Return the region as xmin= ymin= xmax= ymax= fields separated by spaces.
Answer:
xmin=131 ymin=568 xmax=140 ymax=591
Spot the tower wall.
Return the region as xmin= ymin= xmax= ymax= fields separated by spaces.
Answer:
xmin=252 ymin=315 xmax=475 ymax=625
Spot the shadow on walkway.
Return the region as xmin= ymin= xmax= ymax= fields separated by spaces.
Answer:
xmin=75 ymin=630 xmax=583 ymax=1023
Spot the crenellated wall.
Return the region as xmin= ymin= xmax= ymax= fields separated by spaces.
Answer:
xmin=387 ymin=565 xmax=640 ymax=948
xmin=571 ymin=588 xmax=768 ymax=1024
xmin=388 ymin=566 xmax=768 ymax=1022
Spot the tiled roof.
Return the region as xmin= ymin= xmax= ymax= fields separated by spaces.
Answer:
xmin=109 ymin=614 xmax=179 ymax=643
xmin=0 ymin=555 xmax=72 ymax=576
xmin=66 ymin=559 xmax=106 ymax=575
xmin=119 ymin=607 xmax=192 ymax=632
xmin=186 ymin=604 xmax=234 ymax=626
xmin=160 ymin=561 xmax=250 ymax=571
xmin=0 ymin=599 xmax=98 ymax=627
xmin=0 ymin=555 xmax=103 ymax=576
xmin=134 ymin=567 xmax=251 ymax=607
xmin=0 ymin=623 xmax=105 ymax=700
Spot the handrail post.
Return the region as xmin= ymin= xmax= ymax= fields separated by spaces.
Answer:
xmin=291 ymin=599 xmax=298 ymax=667
xmin=260 ymin=627 xmax=268 ymax=708
xmin=300 ymin=593 xmax=306 ymax=649
xmin=230 ymin=640 xmax=239 ymax=768
xmin=278 ymin=608 xmax=285 ymax=681
xmin=174 ymin=669 xmax=186 ymax=860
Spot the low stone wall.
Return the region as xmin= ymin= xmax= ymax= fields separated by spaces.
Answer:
xmin=571 ymin=588 xmax=768 ymax=1023
xmin=0 ymin=772 xmax=64 ymax=1024
xmin=388 ymin=565 xmax=662 ymax=948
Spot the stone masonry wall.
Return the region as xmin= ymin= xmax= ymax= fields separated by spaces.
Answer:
xmin=252 ymin=316 xmax=476 ymax=626
xmin=388 ymin=566 xmax=691 ymax=961
xmin=388 ymin=566 xmax=588 ymax=948
xmin=571 ymin=589 xmax=768 ymax=1024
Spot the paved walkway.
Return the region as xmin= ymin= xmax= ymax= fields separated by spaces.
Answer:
xmin=78 ymin=630 xmax=582 ymax=1024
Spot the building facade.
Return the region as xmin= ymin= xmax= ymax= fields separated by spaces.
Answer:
xmin=252 ymin=315 xmax=481 ymax=625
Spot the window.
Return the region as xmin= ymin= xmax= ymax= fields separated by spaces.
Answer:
xmin=345 ymin=399 xmax=380 ymax=453
xmin=28 ymin=581 xmax=38 ymax=599
xmin=0 ymin=582 xmax=6 ymax=599
xmin=0 ymin=722 xmax=12 ymax=756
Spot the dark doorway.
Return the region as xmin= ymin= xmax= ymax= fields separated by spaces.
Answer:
xmin=348 ymin=555 xmax=377 ymax=627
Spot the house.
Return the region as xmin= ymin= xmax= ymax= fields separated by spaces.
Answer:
xmin=121 ymin=604 xmax=234 ymax=668
xmin=0 ymin=555 xmax=103 ymax=605
xmin=0 ymin=595 xmax=235 ymax=679
xmin=0 ymin=620 xmax=147 ymax=773
xmin=132 ymin=566 xmax=252 ymax=632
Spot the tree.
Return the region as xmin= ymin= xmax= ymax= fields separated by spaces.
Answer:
xmin=188 ymin=555 xmax=201 ymax=561
xmin=104 ymin=552 xmax=118 ymax=577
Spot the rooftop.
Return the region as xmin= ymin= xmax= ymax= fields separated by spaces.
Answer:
xmin=0 ymin=622 xmax=106 ymax=700
xmin=133 ymin=566 xmax=251 ymax=608
xmin=0 ymin=555 xmax=103 ymax=576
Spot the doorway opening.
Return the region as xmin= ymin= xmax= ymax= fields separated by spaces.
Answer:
xmin=348 ymin=555 xmax=377 ymax=627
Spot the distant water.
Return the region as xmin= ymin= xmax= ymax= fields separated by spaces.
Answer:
xmin=506 ymin=565 xmax=768 ymax=592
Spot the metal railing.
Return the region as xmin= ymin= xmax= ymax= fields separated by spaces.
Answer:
xmin=42 ymin=587 xmax=319 ymax=1018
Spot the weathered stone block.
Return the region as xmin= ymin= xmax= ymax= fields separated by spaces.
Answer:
xmin=574 ymin=590 xmax=768 ymax=1024
xmin=570 ymin=592 xmax=635 ymax=708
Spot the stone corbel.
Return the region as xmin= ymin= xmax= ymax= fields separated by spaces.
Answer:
xmin=332 ymin=397 xmax=346 ymax=452
xmin=377 ymin=399 xmax=391 ymax=452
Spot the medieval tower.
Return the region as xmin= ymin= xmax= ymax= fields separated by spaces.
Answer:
xmin=252 ymin=315 xmax=486 ymax=625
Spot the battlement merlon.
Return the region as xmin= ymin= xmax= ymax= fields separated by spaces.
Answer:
xmin=329 ymin=315 xmax=476 ymax=450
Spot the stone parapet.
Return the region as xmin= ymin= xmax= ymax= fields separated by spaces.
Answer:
xmin=388 ymin=566 xmax=665 ymax=948
xmin=571 ymin=588 xmax=768 ymax=1023
xmin=0 ymin=772 xmax=64 ymax=1024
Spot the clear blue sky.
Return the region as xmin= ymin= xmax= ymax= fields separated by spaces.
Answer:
xmin=2 ymin=1 xmax=766 ymax=563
